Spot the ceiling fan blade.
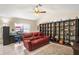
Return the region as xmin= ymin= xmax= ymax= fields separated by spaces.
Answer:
xmin=39 ymin=11 xmax=46 ymax=13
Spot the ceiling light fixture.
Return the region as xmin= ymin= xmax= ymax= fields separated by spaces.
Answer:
xmin=34 ymin=4 xmax=46 ymax=16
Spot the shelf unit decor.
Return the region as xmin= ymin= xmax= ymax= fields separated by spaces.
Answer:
xmin=39 ymin=18 xmax=79 ymax=46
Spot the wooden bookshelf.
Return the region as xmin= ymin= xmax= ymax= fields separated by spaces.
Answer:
xmin=39 ymin=19 xmax=79 ymax=46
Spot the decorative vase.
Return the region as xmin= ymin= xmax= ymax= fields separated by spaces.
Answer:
xmin=59 ymin=39 xmax=64 ymax=45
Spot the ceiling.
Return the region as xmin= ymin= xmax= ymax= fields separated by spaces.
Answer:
xmin=0 ymin=4 xmax=79 ymax=20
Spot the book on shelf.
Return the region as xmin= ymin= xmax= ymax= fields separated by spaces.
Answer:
xmin=65 ymin=29 xmax=68 ymax=31
xmin=70 ymin=32 xmax=75 ymax=36
xmin=55 ymin=36 xmax=59 ymax=38
xmin=70 ymin=21 xmax=75 ymax=25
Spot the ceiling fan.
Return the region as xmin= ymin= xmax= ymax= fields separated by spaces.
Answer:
xmin=34 ymin=4 xmax=46 ymax=14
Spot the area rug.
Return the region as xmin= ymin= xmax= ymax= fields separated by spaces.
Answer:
xmin=24 ymin=43 xmax=74 ymax=55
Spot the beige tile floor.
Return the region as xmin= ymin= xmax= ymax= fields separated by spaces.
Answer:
xmin=0 ymin=42 xmax=26 ymax=55
xmin=0 ymin=42 xmax=74 ymax=55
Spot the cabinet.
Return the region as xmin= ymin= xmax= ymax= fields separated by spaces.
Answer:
xmin=3 ymin=26 xmax=10 ymax=45
xmin=39 ymin=19 xmax=79 ymax=46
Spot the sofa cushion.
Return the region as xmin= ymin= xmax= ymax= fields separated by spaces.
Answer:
xmin=38 ymin=32 xmax=44 ymax=36
xmin=33 ymin=32 xmax=39 ymax=36
xmin=31 ymin=38 xmax=44 ymax=46
xmin=29 ymin=37 xmax=34 ymax=40
xmin=37 ymin=36 xmax=43 ymax=38
xmin=33 ymin=36 xmax=39 ymax=39
xmin=33 ymin=36 xmax=44 ymax=39
xmin=23 ymin=33 xmax=33 ymax=38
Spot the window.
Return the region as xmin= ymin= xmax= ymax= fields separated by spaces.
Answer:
xmin=15 ymin=23 xmax=31 ymax=33
xmin=23 ymin=24 xmax=31 ymax=33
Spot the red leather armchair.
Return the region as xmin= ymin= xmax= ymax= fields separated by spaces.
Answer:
xmin=22 ymin=32 xmax=49 ymax=51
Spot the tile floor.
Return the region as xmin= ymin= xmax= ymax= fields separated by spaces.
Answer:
xmin=0 ymin=42 xmax=74 ymax=55
xmin=0 ymin=42 xmax=26 ymax=55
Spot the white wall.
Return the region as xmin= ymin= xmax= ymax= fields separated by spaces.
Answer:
xmin=0 ymin=18 xmax=3 ymax=44
xmin=37 ymin=4 xmax=79 ymax=25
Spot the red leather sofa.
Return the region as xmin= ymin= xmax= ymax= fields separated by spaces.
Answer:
xmin=22 ymin=32 xmax=49 ymax=51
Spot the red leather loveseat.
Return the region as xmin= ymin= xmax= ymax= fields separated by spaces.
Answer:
xmin=22 ymin=32 xmax=49 ymax=51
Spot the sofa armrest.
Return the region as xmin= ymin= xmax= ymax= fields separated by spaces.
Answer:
xmin=43 ymin=36 xmax=49 ymax=42
xmin=23 ymin=39 xmax=32 ymax=51
xmin=24 ymin=39 xmax=31 ymax=42
xmin=23 ymin=39 xmax=31 ymax=43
